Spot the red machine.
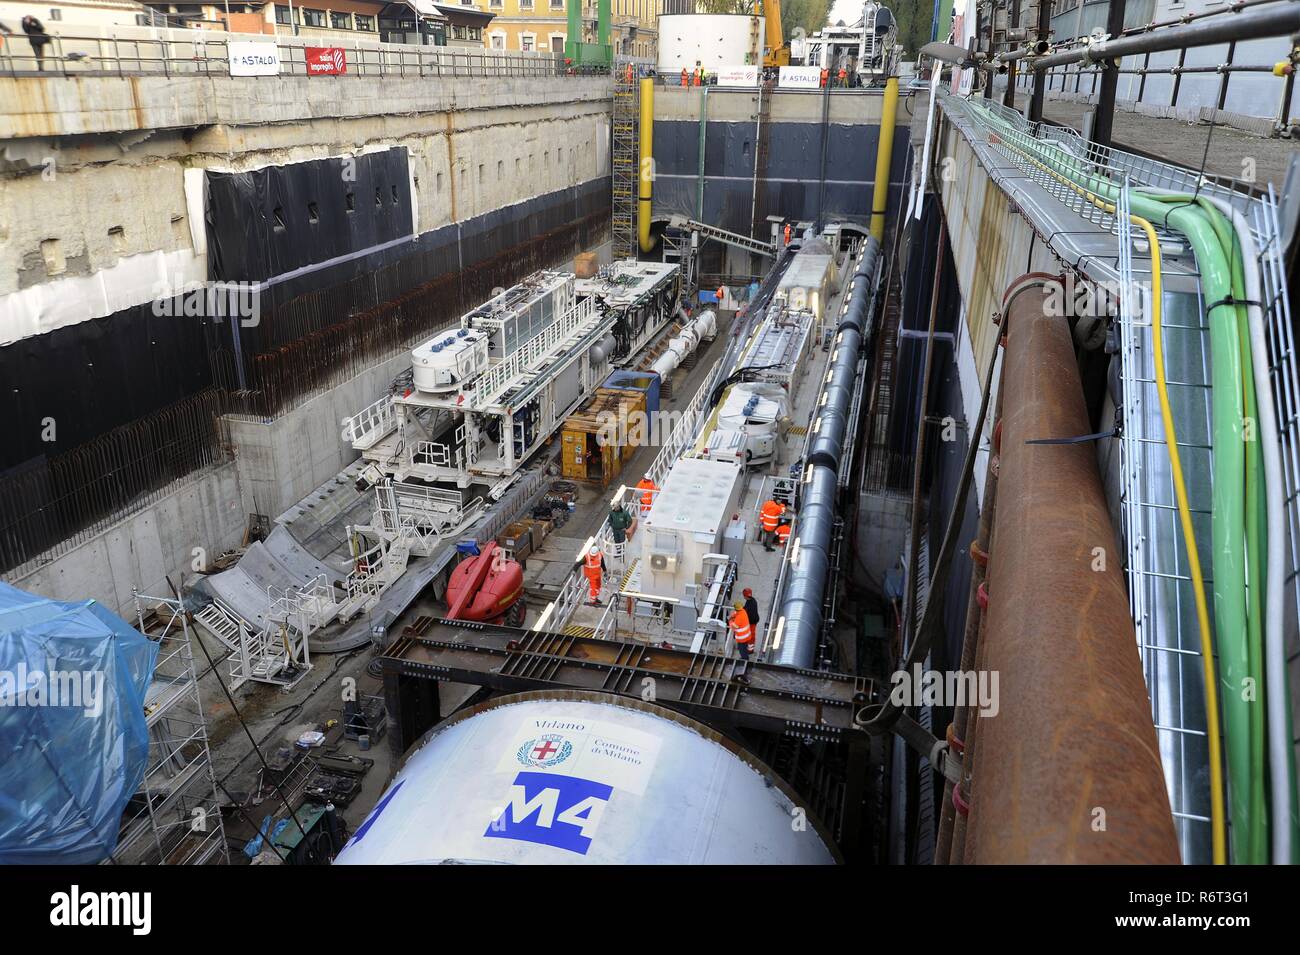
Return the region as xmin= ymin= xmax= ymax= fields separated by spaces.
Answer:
xmin=444 ymin=542 xmax=526 ymax=627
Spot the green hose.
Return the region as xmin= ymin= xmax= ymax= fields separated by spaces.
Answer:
xmin=1192 ymin=197 xmax=1269 ymax=863
xmin=976 ymin=107 xmax=1254 ymax=861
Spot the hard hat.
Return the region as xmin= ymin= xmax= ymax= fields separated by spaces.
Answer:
xmin=589 ymin=545 xmax=600 ymax=556
xmin=743 ymin=588 xmax=753 ymax=598
xmin=734 ymin=600 xmax=743 ymax=610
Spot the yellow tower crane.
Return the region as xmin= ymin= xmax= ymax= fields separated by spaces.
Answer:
xmin=758 ymin=0 xmax=790 ymax=68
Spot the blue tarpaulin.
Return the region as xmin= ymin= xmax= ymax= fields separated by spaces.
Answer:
xmin=0 ymin=582 xmax=158 ymax=864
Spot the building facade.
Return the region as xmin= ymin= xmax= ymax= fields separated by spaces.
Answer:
xmin=0 ymin=0 xmax=156 ymax=30
xmin=482 ymin=0 xmax=660 ymax=59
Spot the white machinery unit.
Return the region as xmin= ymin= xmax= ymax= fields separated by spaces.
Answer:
xmin=333 ymin=693 xmax=837 ymax=864
xmin=775 ymin=246 xmax=837 ymax=328
xmin=333 ymin=264 xmax=680 ymax=619
xmin=575 ymin=260 xmax=682 ymax=365
xmin=701 ymin=383 xmax=790 ymax=467
xmin=411 ymin=328 xmax=491 ymax=393
xmin=341 ymin=269 xmax=665 ymax=494
xmin=640 ymin=456 xmax=744 ymax=597
xmin=469 ymin=271 xmax=575 ymax=361
xmin=792 ymin=2 xmax=897 ymax=80
xmin=657 ymin=13 xmax=765 ymax=73
xmin=737 ymin=307 xmax=814 ymax=391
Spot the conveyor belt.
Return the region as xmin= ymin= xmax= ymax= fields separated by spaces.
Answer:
xmin=383 ymin=616 xmax=871 ymax=742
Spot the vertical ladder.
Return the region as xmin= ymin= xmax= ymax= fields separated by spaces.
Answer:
xmin=612 ymin=62 xmax=638 ymax=261
xmin=750 ymin=77 xmax=774 ymax=242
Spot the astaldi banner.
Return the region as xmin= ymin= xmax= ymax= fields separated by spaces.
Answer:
xmin=716 ymin=65 xmax=760 ymax=88
xmin=306 ymin=46 xmax=348 ymax=76
xmin=228 ymin=41 xmax=281 ymax=77
xmin=778 ymin=66 xmax=822 ymax=90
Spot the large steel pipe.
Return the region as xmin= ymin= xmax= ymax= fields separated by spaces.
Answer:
xmin=965 ymin=276 xmax=1180 ymax=864
xmin=1031 ymin=0 xmax=1300 ymax=70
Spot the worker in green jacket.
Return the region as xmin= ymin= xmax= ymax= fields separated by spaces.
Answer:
xmin=608 ymin=504 xmax=633 ymax=545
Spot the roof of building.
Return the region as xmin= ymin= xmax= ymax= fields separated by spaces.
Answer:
xmin=432 ymin=2 xmax=495 ymax=25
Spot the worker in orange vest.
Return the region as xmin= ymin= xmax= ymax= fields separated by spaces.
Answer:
xmin=837 ymin=67 xmax=848 ymax=87
xmin=759 ymin=499 xmax=785 ymax=551
xmin=579 ymin=544 xmax=607 ymax=605
xmin=693 ymin=67 xmax=702 ymax=87
xmin=680 ymin=67 xmax=689 ymax=87
xmin=776 ymin=523 xmax=792 ymax=547
xmin=783 ymin=222 xmax=792 ymax=246
xmin=626 ymin=63 xmax=634 ymax=84
xmin=729 ymin=600 xmax=754 ymax=661
xmin=819 ymin=67 xmax=829 ymax=88
xmin=635 ymin=477 xmax=657 ymax=514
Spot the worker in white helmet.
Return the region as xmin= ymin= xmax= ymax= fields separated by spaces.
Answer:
xmin=579 ymin=544 xmax=607 ymax=606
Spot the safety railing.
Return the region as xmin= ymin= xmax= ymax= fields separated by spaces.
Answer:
xmin=267 ymin=574 xmax=335 ymax=640
xmin=464 ymin=297 xmax=597 ymax=409
xmin=1009 ymin=56 xmax=1295 ymax=130
xmin=410 ymin=439 xmax=463 ymax=473
xmin=341 ymin=394 xmax=396 ymax=449
xmin=0 ymin=29 xmax=568 ymax=79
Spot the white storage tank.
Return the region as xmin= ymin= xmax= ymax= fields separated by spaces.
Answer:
xmin=657 ymin=14 xmax=764 ymax=73
xmin=334 ymin=691 xmax=838 ymax=864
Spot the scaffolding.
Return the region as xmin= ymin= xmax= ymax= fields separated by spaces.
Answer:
xmin=110 ymin=592 xmax=229 ymax=865
xmin=612 ymin=61 xmax=638 ymax=260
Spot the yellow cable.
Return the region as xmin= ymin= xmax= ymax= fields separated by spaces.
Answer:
xmin=1140 ymin=214 xmax=1228 ymax=866
xmin=997 ymin=141 xmax=1228 ymax=863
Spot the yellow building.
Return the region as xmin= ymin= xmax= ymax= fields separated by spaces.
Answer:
xmin=481 ymin=0 xmax=660 ymax=60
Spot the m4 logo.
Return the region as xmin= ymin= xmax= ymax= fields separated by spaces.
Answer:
xmin=485 ymin=772 xmax=613 ymax=855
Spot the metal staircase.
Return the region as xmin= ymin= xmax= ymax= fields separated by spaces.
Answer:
xmin=612 ymin=63 xmax=638 ymax=260
xmin=193 ymin=594 xmax=313 ymax=692
xmin=666 ymin=215 xmax=777 ymax=258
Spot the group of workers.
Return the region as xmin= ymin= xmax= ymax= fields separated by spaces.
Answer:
xmin=679 ymin=67 xmax=712 ymax=87
xmin=819 ymin=67 xmax=853 ymax=88
xmin=725 ymin=494 xmax=792 ymax=669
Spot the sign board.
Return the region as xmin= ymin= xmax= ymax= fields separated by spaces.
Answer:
xmin=227 ymin=41 xmax=281 ymax=77
xmin=305 ymin=46 xmax=348 ymax=76
xmin=778 ymin=66 xmax=822 ymax=90
xmin=715 ymin=64 xmax=760 ymax=88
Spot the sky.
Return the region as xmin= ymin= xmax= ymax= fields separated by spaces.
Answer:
xmin=827 ymin=0 xmax=868 ymax=27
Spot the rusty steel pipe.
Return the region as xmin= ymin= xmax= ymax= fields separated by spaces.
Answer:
xmin=964 ymin=275 xmax=1180 ymax=864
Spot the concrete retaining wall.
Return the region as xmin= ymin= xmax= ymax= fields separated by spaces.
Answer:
xmin=6 ymin=460 xmax=247 ymax=617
